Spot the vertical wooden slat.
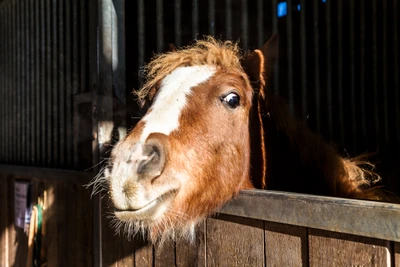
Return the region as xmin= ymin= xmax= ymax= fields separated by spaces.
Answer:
xmin=45 ymin=181 xmax=58 ymax=266
xmin=45 ymin=0 xmax=52 ymax=166
xmin=264 ymin=222 xmax=308 ymax=267
xmin=349 ymin=0 xmax=357 ymax=152
xmin=5 ymin=2 xmax=9 ymax=162
xmin=240 ymin=0 xmax=248 ymax=51
xmin=56 ymin=180 xmax=68 ymax=266
xmin=300 ymin=0 xmax=308 ymax=121
xmin=155 ymin=242 xmax=175 ymax=267
xmin=29 ymin=0 xmax=34 ymax=164
xmin=325 ymin=0 xmax=333 ymax=141
xmin=271 ymin=0 xmax=279 ymax=95
xmin=11 ymin=1 xmax=17 ymax=163
xmin=372 ymin=0 xmax=379 ymax=146
xmin=137 ymin=0 xmax=145 ymax=85
xmin=395 ymin=242 xmax=400 ymax=267
xmin=192 ymin=0 xmax=199 ymax=39
xmin=156 ymin=0 xmax=164 ymax=52
xmin=336 ymin=0 xmax=345 ymax=146
xmin=134 ymin=238 xmax=154 ymax=267
xmin=174 ymin=0 xmax=181 ymax=46
xmin=97 ymin=0 xmax=118 ymax=265
xmin=64 ymin=0 xmax=72 ymax=166
xmin=66 ymin=181 xmax=78 ymax=265
xmin=0 ymin=8 xmax=3 ymax=162
xmin=286 ymin=0 xmax=294 ymax=114
xmin=208 ymin=0 xmax=215 ymax=35
xmin=308 ymin=229 xmax=391 ymax=267
xmin=394 ymin=0 xmax=400 ymax=143
xmin=6 ymin=2 xmax=15 ymax=162
xmin=39 ymin=0 xmax=46 ymax=166
xmin=359 ymin=0 xmax=367 ymax=148
xmin=34 ymin=0 xmax=40 ymax=165
xmin=72 ymin=0 xmax=80 ymax=168
xmin=0 ymin=7 xmax=4 ymax=162
xmin=79 ymin=0 xmax=88 ymax=94
xmin=225 ymin=0 xmax=232 ymax=40
xmin=52 ymin=0 xmax=59 ymax=166
xmin=382 ymin=0 xmax=389 ymax=144
xmin=256 ymin=0 xmax=263 ymax=47
xmin=313 ymin=0 xmax=321 ymax=134
xmin=58 ymin=0 xmax=65 ymax=165
xmin=87 ymin=0 xmax=101 ymax=263
xmin=206 ymin=215 xmax=264 ymax=266
xmin=175 ymin=221 xmax=206 ymax=267
xmin=0 ymin=177 xmax=9 ymax=265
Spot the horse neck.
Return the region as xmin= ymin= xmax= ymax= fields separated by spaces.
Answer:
xmin=261 ymin=95 xmax=348 ymax=196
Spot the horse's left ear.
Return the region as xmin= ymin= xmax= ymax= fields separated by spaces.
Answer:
xmin=242 ymin=34 xmax=279 ymax=98
xmin=241 ymin=34 xmax=278 ymax=189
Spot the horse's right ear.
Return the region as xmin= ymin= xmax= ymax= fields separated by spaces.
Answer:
xmin=259 ymin=34 xmax=279 ymax=78
xmin=242 ymin=34 xmax=279 ymax=98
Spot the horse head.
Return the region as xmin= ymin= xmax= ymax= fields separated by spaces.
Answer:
xmin=94 ymin=36 xmax=278 ymax=242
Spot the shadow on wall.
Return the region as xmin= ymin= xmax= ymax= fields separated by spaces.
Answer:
xmin=0 ymin=176 xmax=93 ymax=267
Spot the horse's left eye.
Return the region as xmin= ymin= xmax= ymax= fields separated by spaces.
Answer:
xmin=221 ymin=93 xmax=240 ymax=109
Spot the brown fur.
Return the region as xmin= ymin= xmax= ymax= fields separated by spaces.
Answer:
xmin=97 ymin=36 xmax=397 ymax=244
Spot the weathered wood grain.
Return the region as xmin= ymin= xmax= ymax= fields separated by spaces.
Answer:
xmin=155 ymin=241 xmax=175 ymax=267
xmin=133 ymin=235 xmax=154 ymax=267
xmin=0 ymin=176 xmax=8 ymax=266
xmin=45 ymin=180 xmax=58 ymax=267
xmin=264 ymin=221 xmax=308 ymax=267
xmin=175 ymin=221 xmax=206 ymax=267
xmin=206 ymin=214 xmax=264 ymax=267
xmin=117 ymin=238 xmax=135 ymax=267
xmin=219 ymin=190 xmax=400 ymax=242
xmin=308 ymin=229 xmax=391 ymax=267
xmin=101 ymin=197 xmax=119 ymax=267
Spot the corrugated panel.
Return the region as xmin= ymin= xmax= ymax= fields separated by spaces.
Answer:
xmin=126 ymin=0 xmax=400 ymax=160
xmin=0 ymin=0 xmax=91 ymax=168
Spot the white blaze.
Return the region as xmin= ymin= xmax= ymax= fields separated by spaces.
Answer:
xmin=140 ymin=65 xmax=216 ymax=141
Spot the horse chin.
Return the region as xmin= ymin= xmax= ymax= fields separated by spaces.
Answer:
xmin=114 ymin=190 xmax=177 ymax=222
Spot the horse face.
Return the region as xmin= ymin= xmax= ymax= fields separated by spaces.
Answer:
xmin=106 ymin=64 xmax=254 ymax=241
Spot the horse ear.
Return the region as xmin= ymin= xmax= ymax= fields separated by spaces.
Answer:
xmin=138 ymin=85 xmax=158 ymax=109
xmin=242 ymin=34 xmax=279 ymax=97
xmin=260 ymin=33 xmax=279 ymax=77
xmin=242 ymin=34 xmax=278 ymax=190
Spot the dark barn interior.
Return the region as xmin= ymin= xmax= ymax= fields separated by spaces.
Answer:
xmin=0 ymin=0 xmax=399 ymax=266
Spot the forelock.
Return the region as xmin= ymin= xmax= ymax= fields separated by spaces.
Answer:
xmin=135 ymin=36 xmax=244 ymax=101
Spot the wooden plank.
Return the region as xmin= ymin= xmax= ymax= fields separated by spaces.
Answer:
xmin=101 ymin=197 xmax=119 ymax=266
xmin=45 ymin=180 xmax=58 ymax=266
xmin=219 ymin=190 xmax=400 ymax=242
xmin=0 ymin=176 xmax=8 ymax=266
xmin=155 ymin=241 xmax=175 ymax=267
xmin=395 ymin=242 xmax=400 ymax=267
xmin=206 ymin=214 xmax=264 ymax=267
xmin=175 ymin=221 xmax=206 ymax=267
xmin=76 ymin=181 xmax=93 ymax=267
xmin=134 ymin=235 xmax=154 ymax=267
xmin=9 ymin=177 xmax=28 ymax=266
xmin=308 ymin=229 xmax=391 ymax=267
xmin=117 ymin=239 xmax=135 ymax=267
xmin=264 ymin=221 xmax=308 ymax=267
xmin=56 ymin=180 xmax=68 ymax=266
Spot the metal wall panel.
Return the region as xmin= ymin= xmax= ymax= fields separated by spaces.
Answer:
xmin=0 ymin=0 xmax=91 ymax=168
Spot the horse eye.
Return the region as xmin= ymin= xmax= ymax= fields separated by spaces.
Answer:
xmin=221 ymin=93 xmax=240 ymax=109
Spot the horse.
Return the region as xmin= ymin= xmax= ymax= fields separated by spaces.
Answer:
xmin=90 ymin=35 xmax=393 ymax=243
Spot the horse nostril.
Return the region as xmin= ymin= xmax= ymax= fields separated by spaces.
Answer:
xmin=137 ymin=147 xmax=159 ymax=174
xmin=136 ymin=141 xmax=166 ymax=179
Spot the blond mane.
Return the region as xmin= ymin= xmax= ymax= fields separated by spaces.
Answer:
xmin=136 ymin=36 xmax=244 ymax=101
